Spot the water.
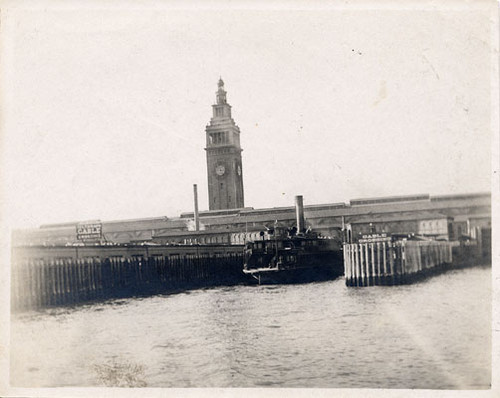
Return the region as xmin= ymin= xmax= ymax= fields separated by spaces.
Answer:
xmin=10 ymin=266 xmax=491 ymax=389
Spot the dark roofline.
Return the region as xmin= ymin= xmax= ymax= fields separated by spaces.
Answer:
xmin=349 ymin=194 xmax=430 ymax=206
xmin=430 ymin=192 xmax=491 ymax=201
xmin=182 ymin=202 xmax=347 ymax=219
xmin=41 ymin=216 xmax=172 ymax=229
xmin=347 ymin=212 xmax=453 ymax=224
xmin=40 ymin=220 xmax=95 ymax=229
xmin=180 ymin=207 xmax=253 ymax=218
xmin=35 ymin=192 xmax=490 ymax=230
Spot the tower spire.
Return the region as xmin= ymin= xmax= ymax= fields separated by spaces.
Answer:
xmin=216 ymin=77 xmax=227 ymax=105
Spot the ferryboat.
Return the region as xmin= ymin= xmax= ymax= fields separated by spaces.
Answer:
xmin=243 ymin=227 xmax=343 ymax=284
xmin=242 ymin=195 xmax=344 ymax=284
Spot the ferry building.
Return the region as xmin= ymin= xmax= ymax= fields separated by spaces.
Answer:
xmin=12 ymin=80 xmax=492 ymax=250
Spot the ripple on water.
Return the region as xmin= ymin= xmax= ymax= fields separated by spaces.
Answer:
xmin=10 ymin=267 xmax=491 ymax=389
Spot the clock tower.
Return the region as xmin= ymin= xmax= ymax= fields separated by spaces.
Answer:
xmin=205 ymin=78 xmax=245 ymax=210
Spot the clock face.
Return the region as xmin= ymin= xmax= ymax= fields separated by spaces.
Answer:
xmin=215 ymin=164 xmax=225 ymax=176
xmin=237 ymin=165 xmax=242 ymax=176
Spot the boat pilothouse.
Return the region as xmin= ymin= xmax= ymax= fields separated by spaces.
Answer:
xmin=242 ymin=196 xmax=344 ymax=284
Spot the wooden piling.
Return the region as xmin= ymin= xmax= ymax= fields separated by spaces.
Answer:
xmin=343 ymin=240 xmax=455 ymax=287
xmin=376 ymin=242 xmax=381 ymax=284
xmin=345 ymin=245 xmax=351 ymax=286
xmin=354 ymin=244 xmax=360 ymax=286
xmin=11 ymin=248 xmax=250 ymax=311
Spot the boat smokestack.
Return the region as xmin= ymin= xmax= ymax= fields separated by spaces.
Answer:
xmin=193 ymin=184 xmax=200 ymax=232
xmin=295 ymin=195 xmax=305 ymax=233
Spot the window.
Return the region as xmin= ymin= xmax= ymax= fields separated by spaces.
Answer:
xmin=211 ymin=132 xmax=223 ymax=144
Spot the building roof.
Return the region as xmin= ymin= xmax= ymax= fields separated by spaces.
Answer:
xmin=350 ymin=194 xmax=430 ymax=206
xmin=347 ymin=211 xmax=451 ymax=225
xmin=12 ymin=192 xmax=491 ymax=245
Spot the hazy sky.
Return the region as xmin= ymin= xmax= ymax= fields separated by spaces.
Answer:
xmin=1 ymin=1 xmax=495 ymax=228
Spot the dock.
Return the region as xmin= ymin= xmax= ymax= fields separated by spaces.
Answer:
xmin=10 ymin=246 xmax=245 ymax=312
xmin=342 ymin=239 xmax=482 ymax=287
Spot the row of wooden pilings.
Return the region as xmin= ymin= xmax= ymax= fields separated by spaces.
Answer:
xmin=343 ymin=240 xmax=454 ymax=287
xmin=11 ymin=253 xmax=246 ymax=312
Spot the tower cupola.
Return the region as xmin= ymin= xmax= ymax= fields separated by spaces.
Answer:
xmin=216 ymin=78 xmax=227 ymax=105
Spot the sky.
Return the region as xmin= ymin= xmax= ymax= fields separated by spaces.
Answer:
xmin=0 ymin=1 xmax=496 ymax=228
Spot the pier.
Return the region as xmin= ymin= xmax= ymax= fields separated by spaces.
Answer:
xmin=11 ymin=248 xmax=245 ymax=312
xmin=342 ymin=239 xmax=484 ymax=287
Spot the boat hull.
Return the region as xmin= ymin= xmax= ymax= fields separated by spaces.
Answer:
xmin=244 ymin=252 xmax=343 ymax=285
